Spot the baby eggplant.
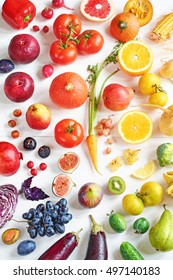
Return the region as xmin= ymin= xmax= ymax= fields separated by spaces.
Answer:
xmin=38 ymin=229 xmax=82 ymax=260
xmin=85 ymin=215 xmax=108 ymax=260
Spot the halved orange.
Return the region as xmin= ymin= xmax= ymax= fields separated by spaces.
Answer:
xmin=123 ymin=0 xmax=153 ymax=27
xmin=118 ymin=40 xmax=153 ymax=76
xmin=118 ymin=110 xmax=153 ymax=144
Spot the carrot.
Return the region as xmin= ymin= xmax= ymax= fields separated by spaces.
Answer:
xmin=86 ymin=135 xmax=100 ymax=174
xmin=86 ymin=42 xmax=123 ymax=173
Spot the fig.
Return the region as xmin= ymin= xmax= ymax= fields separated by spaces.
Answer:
xmin=52 ymin=174 xmax=76 ymax=197
xmin=58 ymin=152 xmax=80 ymax=173
xmin=78 ymin=183 xmax=103 ymax=208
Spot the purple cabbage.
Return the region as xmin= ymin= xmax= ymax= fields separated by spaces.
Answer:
xmin=0 ymin=184 xmax=18 ymax=229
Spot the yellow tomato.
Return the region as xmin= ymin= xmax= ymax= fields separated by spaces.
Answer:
xmin=122 ymin=194 xmax=144 ymax=215
xmin=139 ymin=181 xmax=163 ymax=206
xmin=148 ymin=91 xmax=168 ymax=107
xmin=138 ymin=73 xmax=161 ymax=95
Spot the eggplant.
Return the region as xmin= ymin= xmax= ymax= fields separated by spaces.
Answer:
xmin=38 ymin=229 xmax=82 ymax=260
xmin=85 ymin=215 xmax=108 ymax=260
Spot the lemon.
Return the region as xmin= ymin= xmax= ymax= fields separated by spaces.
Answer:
xmin=132 ymin=160 xmax=156 ymax=179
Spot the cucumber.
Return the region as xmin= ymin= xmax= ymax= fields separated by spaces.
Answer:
xmin=120 ymin=241 xmax=144 ymax=260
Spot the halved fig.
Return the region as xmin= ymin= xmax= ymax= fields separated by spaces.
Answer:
xmin=58 ymin=152 xmax=80 ymax=173
xmin=52 ymin=174 xmax=76 ymax=197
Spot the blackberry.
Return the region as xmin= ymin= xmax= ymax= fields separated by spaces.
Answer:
xmin=38 ymin=145 xmax=51 ymax=158
xmin=23 ymin=137 xmax=37 ymax=150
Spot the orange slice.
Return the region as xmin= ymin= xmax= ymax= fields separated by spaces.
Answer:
xmin=118 ymin=110 xmax=153 ymax=144
xmin=118 ymin=40 xmax=153 ymax=76
xmin=80 ymin=0 xmax=115 ymax=22
xmin=123 ymin=0 xmax=153 ymax=27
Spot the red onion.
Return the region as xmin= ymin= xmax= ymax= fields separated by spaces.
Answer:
xmin=0 ymin=184 xmax=18 ymax=228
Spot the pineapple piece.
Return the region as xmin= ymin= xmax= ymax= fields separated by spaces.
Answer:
xmin=108 ymin=156 xmax=123 ymax=172
xmin=123 ymin=148 xmax=140 ymax=165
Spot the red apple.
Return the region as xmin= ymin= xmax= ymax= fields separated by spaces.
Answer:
xmin=26 ymin=103 xmax=52 ymax=130
xmin=78 ymin=183 xmax=103 ymax=208
xmin=102 ymin=83 xmax=133 ymax=111
xmin=8 ymin=34 xmax=40 ymax=64
xmin=4 ymin=71 xmax=34 ymax=102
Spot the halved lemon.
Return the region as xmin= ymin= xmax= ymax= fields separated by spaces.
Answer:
xmin=123 ymin=0 xmax=153 ymax=27
xmin=118 ymin=40 xmax=153 ymax=76
xmin=132 ymin=160 xmax=156 ymax=179
xmin=118 ymin=110 xmax=153 ymax=144
xmin=80 ymin=0 xmax=115 ymax=22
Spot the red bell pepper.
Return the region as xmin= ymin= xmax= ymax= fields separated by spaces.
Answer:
xmin=1 ymin=0 xmax=36 ymax=29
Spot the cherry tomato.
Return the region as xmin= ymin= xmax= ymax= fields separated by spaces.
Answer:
xmin=53 ymin=14 xmax=82 ymax=40
xmin=76 ymin=29 xmax=104 ymax=55
xmin=50 ymin=40 xmax=78 ymax=65
xmin=54 ymin=119 xmax=84 ymax=148
xmin=41 ymin=7 xmax=54 ymax=19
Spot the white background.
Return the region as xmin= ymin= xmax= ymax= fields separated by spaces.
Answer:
xmin=0 ymin=0 xmax=173 ymax=262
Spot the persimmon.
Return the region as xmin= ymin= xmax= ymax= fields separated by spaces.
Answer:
xmin=49 ymin=72 xmax=88 ymax=109
xmin=110 ymin=12 xmax=140 ymax=42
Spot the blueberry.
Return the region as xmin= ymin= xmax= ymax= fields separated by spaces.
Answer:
xmin=17 ymin=240 xmax=36 ymax=255
xmin=38 ymin=145 xmax=51 ymax=158
xmin=23 ymin=137 xmax=37 ymax=150
xmin=0 ymin=59 xmax=14 ymax=73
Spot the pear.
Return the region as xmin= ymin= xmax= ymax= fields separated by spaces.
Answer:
xmin=149 ymin=206 xmax=173 ymax=252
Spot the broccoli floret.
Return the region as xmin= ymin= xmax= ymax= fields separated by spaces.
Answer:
xmin=157 ymin=143 xmax=173 ymax=167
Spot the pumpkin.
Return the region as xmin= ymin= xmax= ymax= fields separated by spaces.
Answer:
xmin=49 ymin=72 xmax=88 ymax=109
xmin=110 ymin=12 xmax=140 ymax=42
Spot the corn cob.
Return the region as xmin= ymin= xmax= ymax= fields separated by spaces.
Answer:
xmin=150 ymin=12 xmax=173 ymax=42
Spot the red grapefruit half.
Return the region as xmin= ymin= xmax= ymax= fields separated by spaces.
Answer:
xmin=80 ymin=0 xmax=115 ymax=22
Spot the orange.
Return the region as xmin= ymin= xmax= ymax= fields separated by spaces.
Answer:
xmin=118 ymin=110 xmax=153 ymax=144
xmin=118 ymin=40 xmax=153 ymax=76
xmin=123 ymin=0 xmax=153 ymax=27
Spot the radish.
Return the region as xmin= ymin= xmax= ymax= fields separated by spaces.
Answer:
xmin=52 ymin=0 xmax=74 ymax=10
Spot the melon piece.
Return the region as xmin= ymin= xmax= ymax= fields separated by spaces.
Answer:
xmin=80 ymin=0 xmax=115 ymax=22
xmin=52 ymin=174 xmax=76 ymax=197
xmin=58 ymin=152 xmax=80 ymax=173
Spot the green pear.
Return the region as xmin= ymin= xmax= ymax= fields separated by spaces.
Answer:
xmin=149 ymin=206 xmax=173 ymax=252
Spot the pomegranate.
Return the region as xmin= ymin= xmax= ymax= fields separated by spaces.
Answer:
xmin=0 ymin=142 xmax=22 ymax=176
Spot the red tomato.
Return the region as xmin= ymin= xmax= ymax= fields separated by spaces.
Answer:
xmin=77 ymin=30 xmax=104 ymax=55
xmin=54 ymin=119 xmax=84 ymax=148
xmin=53 ymin=14 xmax=82 ymax=40
xmin=50 ymin=40 xmax=78 ymax=65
